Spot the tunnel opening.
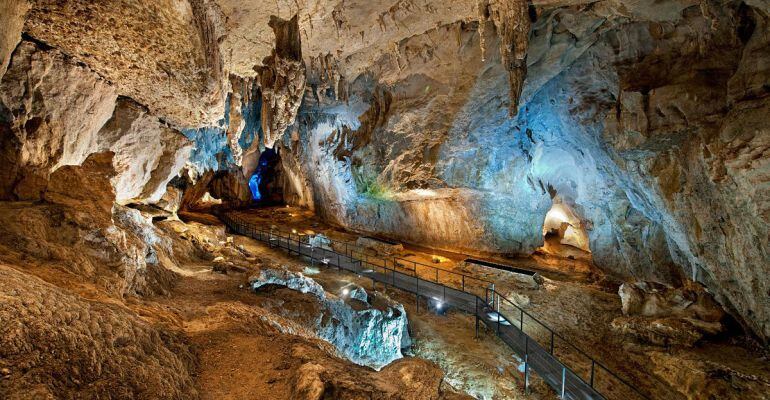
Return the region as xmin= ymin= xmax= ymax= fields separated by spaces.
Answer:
xmin=248 ymin=147 xmax=284 ymax=205
xmin=540 ymin=201 xmax=592 ymax=260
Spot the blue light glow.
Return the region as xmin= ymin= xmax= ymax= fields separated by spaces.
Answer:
xmin=249 ymin=172 xmax=262 ymax=200
xmin=248 ymin=148 xmax=278 ymax=201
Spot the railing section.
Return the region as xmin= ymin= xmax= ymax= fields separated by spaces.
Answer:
xmin=219 ymin=212 xmax=650 ymax=400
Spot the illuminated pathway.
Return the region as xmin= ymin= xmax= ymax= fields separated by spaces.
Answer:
xmin=220 ymin=211 xmax=649 ymax=400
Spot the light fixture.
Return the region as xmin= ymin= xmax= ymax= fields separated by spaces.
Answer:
xmin=411 ymin=188 xmax=437 ymax=197
xmin=341 ymin=288 xmax=350 ymax=296
xmin=292 ymin=229 xmax=297 ymax=234
xmin=433 ymin=297 xmax=444 ymax=311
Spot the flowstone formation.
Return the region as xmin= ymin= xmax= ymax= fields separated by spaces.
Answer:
xmin=250 ymin=268 xmax=411 ymax=369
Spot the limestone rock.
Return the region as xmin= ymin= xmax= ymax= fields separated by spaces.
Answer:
xmin=309 ymin=234 xmax=332 ymax=250
xmin=481 ymin=0 xmax=530 ymax=115
xmin=250 ymin=268 xmax=327 ymax=298
xmin=0 ymin=265 xmax=196 ymax=399
xmin=97 ymin=98 xmax=193 ymax=204
xmin=258 ymin=15 xmax=306 ymax=147
xmin=157 ymin=185 xmax=184 ymax=213
xmin=44 ymin=152 xmax=117 ymax=215
xmin=23 ymin=0 xmax=228 ymax=126
xmin=356 ymin=236 xmax=405 ymax=256
xmin=0 ymin=40 xmax=117 ymax=200
xmin=614 ymin=280 xmax=726 ymax=346
xmin=251 ymin=268 xmax=410 ymax=369
xmin=290 ymin=357 xmax=451 ymax=400
xmin=611 ymin=315 xmax=720 ymax=347
xmin=0 ymin=154 xmax=176 ymax=297
xmin=0 ymin=0 xmax=28 ymax=78
xmin=275 ymin=1 xmax=770 ymax=343
xmin=619 ymin=281 xmax=725 ymax=322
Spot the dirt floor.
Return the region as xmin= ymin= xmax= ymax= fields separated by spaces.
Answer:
xmin=219 ymin=205 xmax=770 ymax=400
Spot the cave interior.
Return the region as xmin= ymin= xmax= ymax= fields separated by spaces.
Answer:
xmin=0 ymin=0 xmax=768 ymax=399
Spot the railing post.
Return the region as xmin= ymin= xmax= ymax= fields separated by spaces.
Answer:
xmin=550 ymin=331 xmax=555 ymax=355
xmin=590 ymin=360 xmax=595 ymax=387
xmin=561 ymin=366 xmax=566 ymax=399
xmin=475 ymin=297 xmax=480 ymax=338
xmin=416 ymin=276 xmax=420 ymax=313
xmin=496 ymin=294 xmax=501 ymax=334
xmin=462 ymin=275 xmax=465 ymax=292
xmin=520 ymin=309 xmax=524 ymax=332
xmin=524 ymin=335 xmax=530 ymax=394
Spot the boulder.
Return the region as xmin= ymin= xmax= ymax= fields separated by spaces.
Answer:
xmin=250 ymin=268 xmax=410 ymax=369
xmin=619 ymin=281 xmax=725 ymax=322
xmin=614 ymin=280 xmax=726 ymax=346
xmin=356 ymin=236 xmax=404 ymax=256
xmin=309 ymin=234 xmax=333 ymax=250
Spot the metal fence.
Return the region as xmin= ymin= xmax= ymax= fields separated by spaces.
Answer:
xmin=220 ymin=212 xmax=650 ymax=400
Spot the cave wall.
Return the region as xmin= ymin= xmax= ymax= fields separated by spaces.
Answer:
xmin=279 ymin=1 xmax=770 ymax=341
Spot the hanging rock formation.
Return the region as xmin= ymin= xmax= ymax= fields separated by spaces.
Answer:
xmin=22 ymin=0 xmax=228 ymax=127
xmin=481 ymin=0 xmax=530 ymax=115
xmin=258 ymin=15 xmax=306 ymax=147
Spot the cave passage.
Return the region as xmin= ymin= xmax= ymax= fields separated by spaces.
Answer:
xmin=541 ymin=202 xmax=592 ymax=258
xmin=248 ymin=148 xmax=282 ymax=204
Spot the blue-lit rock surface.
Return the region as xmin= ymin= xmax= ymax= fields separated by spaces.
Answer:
xmin=250 ymin=268 xmax=410 ymax=369
xmin=276 ymin=3 xmax=770 ymax=343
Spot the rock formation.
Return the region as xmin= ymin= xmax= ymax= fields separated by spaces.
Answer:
xmin=257 ymin=15 xmax=306 ymax=147
xmin=250 ymin=268 xmax=411 ymax=369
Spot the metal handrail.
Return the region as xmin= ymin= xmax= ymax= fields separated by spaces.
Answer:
xmin=224 ymin=212 xmax=495 ymax=293
xmin=487 ymin=287 xmax=649 ymax=399
xmin=220 ymin=211 xmax=651 ymax=400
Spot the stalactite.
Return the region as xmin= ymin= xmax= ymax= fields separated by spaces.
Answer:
xmin=256 ymin=15 xmax=306 ymax=148
xmin=481 ymin=0 xmax=530 ymax=116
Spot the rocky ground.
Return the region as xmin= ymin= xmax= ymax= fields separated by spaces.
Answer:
xmin=0 ymin=177 xmax=474 ymax=400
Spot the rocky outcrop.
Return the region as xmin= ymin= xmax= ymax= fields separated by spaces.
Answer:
xmin=291 ymin=357 xmax=458 ymax=400
xmin=250 ymin=268 xmax=411 ymax=369
xmin=0 ymin=152 xmax=177 ymax=297
xmin=98 ymin=98 xmax=192 ymax=204
xmin=276 ymin=1 xmax=770 ymax=344
xmin=0 ymin=40 xmax=117 ymax=200
xmin=0 ymin=0 xmax=28 ymax=78
xmin=0 ymin=41 xmax=191 ymax=204
xmin=612 ymin=281 xmax=725 ymax=346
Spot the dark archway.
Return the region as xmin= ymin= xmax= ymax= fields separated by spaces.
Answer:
xmin=248 ymin=148 xmax=283 ymax=204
